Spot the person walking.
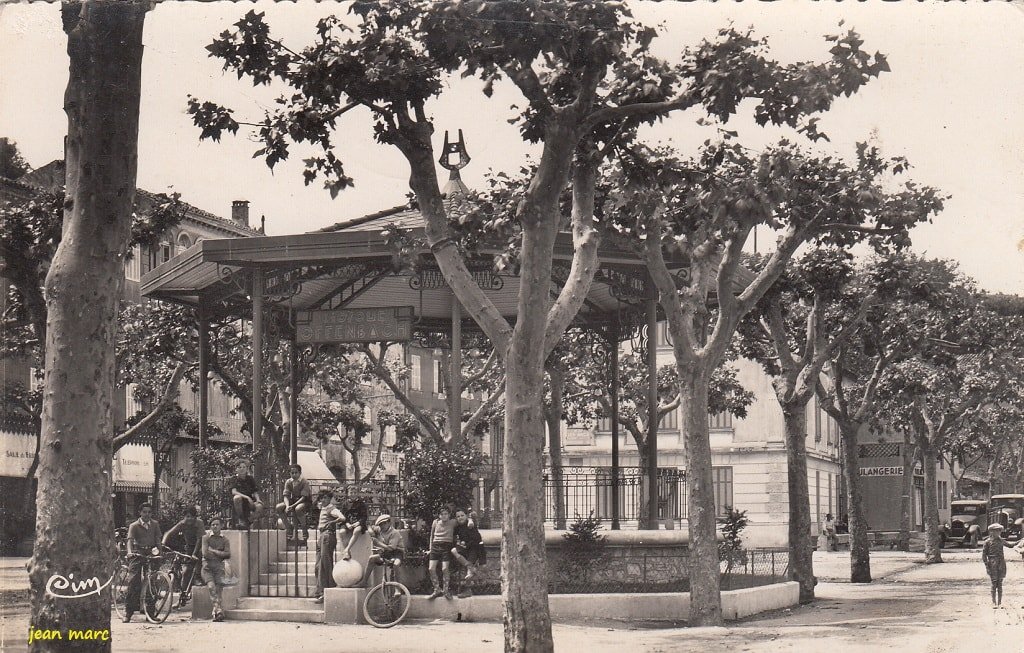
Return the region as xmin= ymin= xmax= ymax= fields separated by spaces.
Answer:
xmin=981 ymin=523 xmax=1014 ymax=608
xmin=822 ymin=513 xmax=838 ymax=552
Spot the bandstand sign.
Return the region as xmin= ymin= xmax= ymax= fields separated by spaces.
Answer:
xmin=296 ymin=306 xmax=414 ymax=344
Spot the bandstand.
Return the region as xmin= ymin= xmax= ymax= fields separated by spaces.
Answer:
xmin=141 ymin=157 xmax=709 ymax=532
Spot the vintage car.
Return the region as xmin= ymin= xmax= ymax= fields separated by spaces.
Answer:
xmin=989 ymin=494 xmax=1024 ymax=542
xmin=943 ymin=499 xmax=989 ymax=548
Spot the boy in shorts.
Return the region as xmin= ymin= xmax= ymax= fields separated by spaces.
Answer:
xmin=201 ymin=516 xmax=232 ymax=622
xmin=427 ymin=505 xmax=457 ymax=599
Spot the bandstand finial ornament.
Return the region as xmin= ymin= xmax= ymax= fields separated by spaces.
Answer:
xmin=439 ymin=129 xmax=471 ymax=197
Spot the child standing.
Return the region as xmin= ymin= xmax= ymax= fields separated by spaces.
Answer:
xmin=201 ymin=516 xmax=232 ymax=622
xmin=981 ymin=523 xmax=1013 ymax=608
xmin=428 ymin=505 xmax=458 ymax=599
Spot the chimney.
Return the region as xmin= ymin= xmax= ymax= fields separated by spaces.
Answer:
xmin=231 ymin=200 xmax=250 ymax=226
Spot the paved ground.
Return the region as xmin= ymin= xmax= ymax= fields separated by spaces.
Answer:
xmin=2 ymin=549 xmax=1022 ymax=652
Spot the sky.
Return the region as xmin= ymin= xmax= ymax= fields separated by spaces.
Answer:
xmin=1 ymin=1 xmax=1022 ymax=294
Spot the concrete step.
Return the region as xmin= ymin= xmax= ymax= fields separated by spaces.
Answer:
xmin=274 ymin=552 xmax=317 ymax=564
xmin=224 ymin=607 xmax=324 ymax=623
xmin=227 ymin=596 xmax=325 ymax=622
xmin=267 ymin=561 xmax=318 ymax=573
xmin=258 ymin=572 xmax=317 ymax=585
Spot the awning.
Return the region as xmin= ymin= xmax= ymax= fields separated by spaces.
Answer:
xmin=113 ymin=444 xmax=170 ymax=493
xmin=297 ymin=449 xmax=336 ymax=482
xmin=1 ymin=431 xmax=38 ymax=478
xmin=1 ymin=433 xmax=168 ymax=492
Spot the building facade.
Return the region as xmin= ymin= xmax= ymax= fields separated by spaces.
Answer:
xmin=0 ymin=160 xmax=263 ymax=534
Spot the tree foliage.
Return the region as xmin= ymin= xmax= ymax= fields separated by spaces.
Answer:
xmin=188 ymin=1 xmax=909 ymax=636
xmin=402 ymin=438 xmax=484 ymax=523
xmin=0 ymin=137 xmax=30 ymax=179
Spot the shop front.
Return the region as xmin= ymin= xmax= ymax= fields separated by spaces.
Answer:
xmin=112 ymin=443 xmax=170 ymax=527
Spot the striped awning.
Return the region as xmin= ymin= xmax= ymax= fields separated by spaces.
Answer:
xmin=112 ymin=444 xmax=169 ymax=493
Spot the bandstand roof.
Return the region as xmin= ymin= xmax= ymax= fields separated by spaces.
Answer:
xmin=141 ymin=200 xmax=750 ymax=337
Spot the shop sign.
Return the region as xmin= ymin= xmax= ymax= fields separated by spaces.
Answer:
xmin=859 ymin=466 xmax=904 ymax=477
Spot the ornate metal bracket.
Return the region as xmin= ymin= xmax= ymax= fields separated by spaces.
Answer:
xmin=409 ymin=263 xmax=503 ymax=291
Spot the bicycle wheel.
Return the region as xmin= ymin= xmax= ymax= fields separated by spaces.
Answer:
xmin=143 ymin=572 xmax=174 ymax=624
xmin=363 ymin=581 xmax=411 ymax=628
xmin=110 ymin=564 xmax=131 ymax=620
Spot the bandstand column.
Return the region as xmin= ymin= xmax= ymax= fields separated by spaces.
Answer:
xmin=289 ymin=332 xmax=298 ymax=466
xmin=646 ymin=293 xmax=659 ymax=529
xmin=609 ymin=320 xmax=621 ymax=531
xmin=252 ymin=269 xmax=264 ymax=468
xmin=198 ymin=304 xmax=209 ymax=449
xmin=449 ymin=297 xmax=462 ymax=440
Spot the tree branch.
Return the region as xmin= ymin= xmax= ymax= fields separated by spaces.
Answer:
xmin=359 ymin=427 xmax=388 ymax=483
xmin=582 ymin=92 xmax=699 ymax=133
xmin=461 ymin=384 xmax=506 ymax=440
xmin=392 ymin=118 xmax=514 ymax=355
xmin=360 ymin=344 xmax=443 ymax=444
xmin=543 ymin=152 xmax=602 ymax=358
xmin=642 ymin=221 xmax=699 ymax=365
xmin=112 ymin=361 xmax=190 ymax=452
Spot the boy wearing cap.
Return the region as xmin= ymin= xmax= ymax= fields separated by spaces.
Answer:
xmin=360 ymin=514 xmax=405 ymax=587
xmin=981 ymin=523 xmax=1014 ymax=607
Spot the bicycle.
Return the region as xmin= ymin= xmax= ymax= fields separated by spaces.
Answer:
xmin=112 ymin=548 xmax=174 ymax=624
xmin=110 ymin=529 xmax=130 ymax=620
xmin=362 ymin=558 xmax=411 ymax=628
xmin=165 ymin=548 xmax=200 ymax=609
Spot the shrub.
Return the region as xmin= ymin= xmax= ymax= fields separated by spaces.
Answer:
xmin=718 ymin=507 xmax=749 ymax=581
xmin=559 ymin=511 xmax=606 ymax=590
xmin=402 ymin=439 xmax=483 ymax=523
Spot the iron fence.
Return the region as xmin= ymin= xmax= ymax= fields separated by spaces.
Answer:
xmin=485 ymin=470 xmax=688 ymax=528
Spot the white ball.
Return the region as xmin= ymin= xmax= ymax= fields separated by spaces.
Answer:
xmin=332 ymin=558 xmax=364 ymax=587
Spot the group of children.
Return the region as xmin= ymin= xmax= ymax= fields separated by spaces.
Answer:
xmin=425 ymin=505 xmax=486 ymax=599
xmin=304 ymin=487 xmax=487 ymax=602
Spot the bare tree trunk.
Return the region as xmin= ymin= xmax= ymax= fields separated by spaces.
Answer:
xmin=920 ymin=440 xmax=943 ymax=563
xmin=503 ymin=331 xmax=552 ymax=652
xmin=782 ymin=403 xmax=816 ymax=603
xmin=839 ymin=421 xmax=871 ymax=583
xmin=898 ymin=444 xmax=914 ymax=552
xmin=500 ymin=180 xmax=566 ymax=653
xmin=544 ymin=367 xmax=566 ymax=530
xmin=678 ymin=368 xmax=722 ymax=626
xmin=22 ymin=427 xmax=42 ymax=515
xmin=29 ymin=3 xmax=146 ymax=649
xmin=635 ymin=441 xmax=651 ymax=530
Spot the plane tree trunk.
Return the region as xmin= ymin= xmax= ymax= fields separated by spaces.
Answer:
xmin=839 ymin=420 xmax=871 ymax=583
xmin=781 ymin=402 xmax=816 ymax=602
xmin=28 ymin=2 xmax=147 ymax=650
